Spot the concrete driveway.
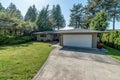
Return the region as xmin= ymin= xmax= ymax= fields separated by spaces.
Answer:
xmin=33 ymin=47 xmax=120 ymax=80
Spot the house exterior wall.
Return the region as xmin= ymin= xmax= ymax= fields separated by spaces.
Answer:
xmin=36 ymin=33 xmax=98 ymax=48
xmin=59 ymin=34 xmax=63 ymax=46
xmin=37 ymin=34 xmax=53 ymax=41
xmin=92 ymin=33 xmax=97 ymax=48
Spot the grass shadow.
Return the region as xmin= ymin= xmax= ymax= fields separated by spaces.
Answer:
xmin=0 ymin=41 xmax=34 ymax=50
xmin=104 ymin=46 xmax=120 ymax=60
xmin=11 ymin=41 xmax=34 ymax=48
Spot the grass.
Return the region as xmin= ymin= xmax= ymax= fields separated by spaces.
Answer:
xmin=0 ymin=42 xmax=53 ymax=80
xmin=104 ymin=46 xmax=120 ymax=61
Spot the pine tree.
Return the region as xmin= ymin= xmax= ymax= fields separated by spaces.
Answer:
xmin=50 ymin=4 xmax=65 ymax=30
xmin=106 ymin=0 xmax=120 ymax=30
xmin=69 ymin=4 xmax=84 ymax=29
xmin=0 ymin=3 xmax=5 ymax=11
xmin=25 ymin=5 xmax=37 ymax=22
xmin=6 ymin=3 xmax=23 ymax=19
xmin=50 ymin=5 xmax=57 ymax=30
xmin=36 ymin=5 xmax=52 ymax=31
xmin=90 ymin=10 xmax=108 ymax=31
xmin=0 ymin=3 xmax=36 ymax=35
xmin=85 ymin=0 xmax=120 ymax=30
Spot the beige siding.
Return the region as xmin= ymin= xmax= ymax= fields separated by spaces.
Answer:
xmin=36 ymin=33 xmax=98 ymax=48
xmin=47 ymin=35 xmax=53 ymax=41
xmin=92 ymin=33 xmax=97 ymax=48
xmin=37 ymin=34 xmax=41 ymax=41
xmin=59 ymin=34 xmax=63 ymax=46
xmin=37 ymin=34 xmax=53 ymax=41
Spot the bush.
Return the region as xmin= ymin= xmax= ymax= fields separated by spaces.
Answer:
xmin=101 ymin=30 xmax=120 ymax=50
xmin=114 ymin=38 xmax=120 ymax=49
xmin=0 ymin=34 xmax=33 ymax=45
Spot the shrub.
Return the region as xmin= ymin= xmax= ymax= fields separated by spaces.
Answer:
xmin=114 ymin=38 xmax=120 ymax=49
xmin=0 ymin=34 xmax=33 ymax=45
xmin=101 ymin=30 xmax=120 ymax=50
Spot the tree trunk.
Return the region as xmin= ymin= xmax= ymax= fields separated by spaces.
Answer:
xmin=0 ymin=27 xmax=1 ymax=34
xmin=78 ymin=20 xmax=81 ymax=29
xmin=4 ymin=28 xmax=7 ymax=35
xmin=76 ymin=21 xmax=78 ymax=28
xmin=113 ymin=16 xmax=115 ymax=30
xmin=15 ymin=29 xmax=17 ymax=35
xmin=20 ymin=29 xmax=22 ymax=35
xmin=58 ymin=26 xmax=59 ymax=30
xmin=113 ymin=4 xmax=117 ymax=30
xmin=9 ymin=29 xmax=12 ymax=34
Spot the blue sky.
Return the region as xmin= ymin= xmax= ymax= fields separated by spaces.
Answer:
xmin=0 ymin=0 xmax=120 ymax=29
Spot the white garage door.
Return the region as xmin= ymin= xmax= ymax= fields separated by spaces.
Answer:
xmin=63 ymin=34 xmax=92 ymax=48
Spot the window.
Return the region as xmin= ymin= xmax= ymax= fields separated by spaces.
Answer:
xmin=40 ymin=34 xmax=46 ymax=37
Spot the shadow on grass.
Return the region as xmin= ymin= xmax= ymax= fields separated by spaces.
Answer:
xmin=0 ymin=41 xmax=34 ymax=50
xmin=104 ymin=46 xmax=120 ymax=58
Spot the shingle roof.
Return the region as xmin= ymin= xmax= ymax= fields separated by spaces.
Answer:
xmin=33 ymin=29 xmax=103 ymax=34
xmin=33 ymin=31 xmax=58 ymax=34
xmin=57 ymin=29 xmax=103 ymax=33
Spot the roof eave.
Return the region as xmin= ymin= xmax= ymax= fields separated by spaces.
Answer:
xmin=57 ymin=31 xmax=103 ymax=34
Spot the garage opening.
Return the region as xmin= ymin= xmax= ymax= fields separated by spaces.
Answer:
xmin=63 ymin=34 xmax=92 ymax=48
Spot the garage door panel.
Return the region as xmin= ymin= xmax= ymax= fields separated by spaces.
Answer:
xmin=63 ymin=35 xmax=92 ymax=48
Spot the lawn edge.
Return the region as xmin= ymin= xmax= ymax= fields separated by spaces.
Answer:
xmin=107 ymin=54 xmax=120 ymax=63
xmin=32 ymin=47 xmax=56 ymax=80
xmin=103 ymin=47 xmax=120 ymax=63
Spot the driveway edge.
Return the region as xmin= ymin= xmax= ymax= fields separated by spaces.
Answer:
xmin=103 ymin=48 xmax=120 ymax=64
xmin=32 ymin=47 xmax=56 ymax=80
xmin=107 ymin=55 xmax=120 ymax=63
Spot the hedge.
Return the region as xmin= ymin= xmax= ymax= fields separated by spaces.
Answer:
xmin=101 ymin=30 xmax=120 ymax=50
xmin=0 ymin=35 xmax=33 ymax=45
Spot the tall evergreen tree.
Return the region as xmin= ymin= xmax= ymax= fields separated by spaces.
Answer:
xmin=0 ymin=3 xmax=5 ymax=11
xmin=49 ymin=5 xmax=56 ymax=30
xmin=36 ymin=5 xmax=52 ymax=31
xmin=85 ymin=0 xmax=120 ymax=30
xmin=0 ymin=3 xmax=5 ymax=27
xmin=6 ymin=3 xmax=23 ymax=19
xmin=106 ymin=0 xmax=120 ymax=30
xmin=25 ymin=5 xmax=37 ymax=22
xmin=84 ymin=0 xmax=105 ymax=29
xmin=0 ymin=3 xmax=36 ymax=35
xmin=69 ymin=4 xmax=84 ymax=29
xmin=50 ymin=4 xmax=65 ymax=30
xmin=90 ymin=10 xmax=108 ymax=31
xmin=85 ymin=0 xmax=104 ymax=16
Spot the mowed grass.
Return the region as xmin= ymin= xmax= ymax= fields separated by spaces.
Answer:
xmin=0 ymin=42 xmax=53 ymax=80
xmin=104 ymin=46 xmax=120 ymax=61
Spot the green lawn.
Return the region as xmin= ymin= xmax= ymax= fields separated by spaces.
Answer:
xmin=0 ymin=42 xmax=53 ymax=80
xmin=104 ymin=46 xmax=120 ymax=61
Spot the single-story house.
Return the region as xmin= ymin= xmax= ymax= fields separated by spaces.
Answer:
xmin=33 ymin=29 xmax=103 ymax=48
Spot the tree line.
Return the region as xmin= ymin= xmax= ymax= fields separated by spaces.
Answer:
xmin=36 ymin=4 xmax=66 ymax=31
xmin=0 ymin=0 xmax=120 ymax=35
xmin=69 ymin=0 xmax=120 ymax=30
xmin=0 ymin=3 xmax=65 ymax=35
xmin=0 ymin=3 xmax=37 ymax=35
